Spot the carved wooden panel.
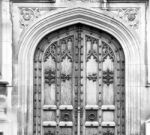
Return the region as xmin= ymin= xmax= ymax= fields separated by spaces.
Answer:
xmin=33 ymin=24 xmax=125 ymax=135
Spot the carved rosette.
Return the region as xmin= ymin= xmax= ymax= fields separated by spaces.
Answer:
xmin=20 ymin=8 xmax=41 ymax=28
xmin=110 ymin=8 xmax=140 ymax=30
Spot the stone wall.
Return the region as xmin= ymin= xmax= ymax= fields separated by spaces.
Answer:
xmin=0 ymin=1 xmax=2 ymax=79
xmin=0 ymin=0 xmax=150 ymax=135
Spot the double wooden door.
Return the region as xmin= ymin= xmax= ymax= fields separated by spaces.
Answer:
xmin=33 ymin=24 xmax=125 ymax=135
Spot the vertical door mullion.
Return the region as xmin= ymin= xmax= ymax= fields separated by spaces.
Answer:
xmin=80 ymin=28 xmax=85 ymax=135
xmin=76 ymin=25 xmax=83 ymax=135
xmin=74 ymin=26 xmax=79 ymax=135
xmin=56 ymin=40 xmax=61 ymax=134
xmin=98 ymin=37 xmax=103 ymax=135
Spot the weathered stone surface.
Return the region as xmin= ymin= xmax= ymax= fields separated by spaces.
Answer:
xmin=0 ymin=0 xmax=150 ymax=135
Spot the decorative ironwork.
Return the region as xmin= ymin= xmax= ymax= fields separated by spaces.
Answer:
xmin=86 ymin=110 xmax=97 ymax=121
xmin=61 ymin=110 xmax=72 ymax=121
xmin=44 ymin=69 xmax=56 ymax=85
xmin=103 ymin=130 xmax=114 ymax=135
xmin=87 ymin=73 xmax=97 ymax=82
xmin=63 ymin=113 xmax=70 ymax=121
xmin=80 ymin=107 xmax=83 ymax=118
xmin=102 ymin=42 xmax=114 ymax=62
xmin=88 ymin=113 xmax=96 ymax=121
xmin=61 ymin=74 xmax=71 ymax=82
xmin=103 ymin=69 xmax=114 ymax=86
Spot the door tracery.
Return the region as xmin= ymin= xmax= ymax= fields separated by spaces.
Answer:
xmin=33 ymin=24 xmax=125 ymax=135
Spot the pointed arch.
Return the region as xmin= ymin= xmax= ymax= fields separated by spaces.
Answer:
xmin=18 ymin=7 xmax=141 ymax=135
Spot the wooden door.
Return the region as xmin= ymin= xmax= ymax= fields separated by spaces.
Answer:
xmin=33 ymin=24 xmax=125 ymax=135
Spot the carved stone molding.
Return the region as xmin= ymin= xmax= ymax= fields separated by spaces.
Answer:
xmin=110 ymin=7 xmax=140 ymax=30
xmin=19 ymin=6 xmax=140 ymax=30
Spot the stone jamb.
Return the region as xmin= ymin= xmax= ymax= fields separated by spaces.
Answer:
xmin=1 ymin=0 xmax=12 ymax=84
xmin=146 ymin=0 xmax=150 ymax=86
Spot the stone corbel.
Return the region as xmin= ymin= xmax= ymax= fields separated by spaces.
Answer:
xmin=0 ymin=81 xmax=8 ymax=122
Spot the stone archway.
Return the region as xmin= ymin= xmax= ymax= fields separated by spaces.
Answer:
xmin=18 ymin=7 xmax=141 ymax=135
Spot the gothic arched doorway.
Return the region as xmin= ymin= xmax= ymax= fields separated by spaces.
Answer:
xmin=33 ymin=24 xmax=125 ymax=135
